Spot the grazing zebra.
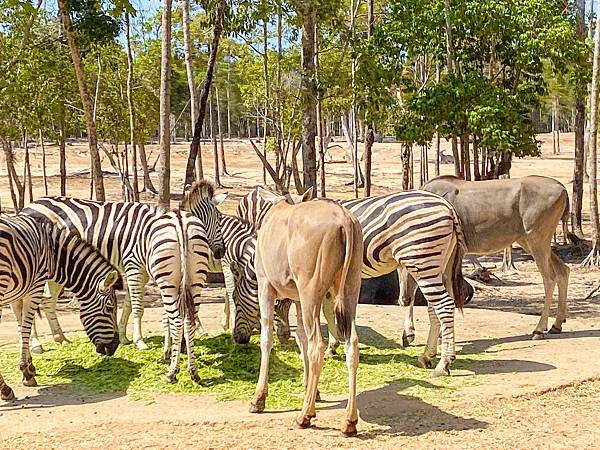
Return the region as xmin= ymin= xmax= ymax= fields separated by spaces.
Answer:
xmin=21 ymin=180 xmax=225 ymax=353
xmin=0 ymin=216 xmax=120 ymax=401
xmin=181 ymin=191 xmax=291 ymax=344
xmin=236 ymin=188 xmax=466 ymax=376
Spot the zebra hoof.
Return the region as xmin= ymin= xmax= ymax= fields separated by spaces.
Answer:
xmin=402 ymin=332 xmax=415 ymax=347
xmin=165 ymin=373 xmax=177 ymax=384
xmin=188 ymin=370 xmax=201 ymax=385
xmin=22 ymin=376 xmax=38 ymax=387
xmin=29 ymin=363 xmax=37 ymax=377
xmin=1 ymin=385 xmax=15 ymax=401
xmin=532 ymin=331 xmax=545 ymax=340
xmin=549 ymin=325 xmax=562 ymax=334
xmin=135 ymin=340 xmax=149 ymax=351
xmin=417 ymin=355 xmax=432 ymax=369
xmin=341 ymin=419 xmax=358 ymax=437
xmin=295 ymin=415 xmax=312 ymax=429
xmin=30 ymin=345 xmax=44 ymax=355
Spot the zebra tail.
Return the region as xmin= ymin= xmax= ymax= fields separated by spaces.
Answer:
xmin=175 ymin=212 xmax=195 ymax=327
xmin=451 ymin=209 xmax=467 ymax=311
xmin=334 ymin=222 xmax=356 ymax=343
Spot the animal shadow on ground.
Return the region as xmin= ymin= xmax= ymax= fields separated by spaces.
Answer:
xmin=318 ymin=379 xmax=487 ymax=437
xmin=0 ymin=357 xmax=140 ymax=411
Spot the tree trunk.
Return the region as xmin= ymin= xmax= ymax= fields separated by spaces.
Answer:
xmin=138 ymin=143 xmax=157 ymax=193
xmin=158 ymin=0 xmax=173 ymax=208
xmin=59 ymin=112 xmax=67 ymax=195
xmin=552 ymin=95 xmax=560 ymax=155
xmin=125 ymin=12 xmax=139 ymax=202
xmin=210 ymin=88 xmax=221 ymax=187
xmin=473 ymin=136 xmax=480 ymax=180
xmin=227 ymin=51 xmax=232 ymax=139
xmin=462 ymin=134 xmax=471 ymax=180
xmin=262 ymin=18 xmax=269 ymax=185
xmin=401 ymin=144 xmax=411 ymax=190
xmin=58 ymin=0 xmax=105 ymax=201
xmin=39 ymin=129 xmax=48 ymax=195
xmin=3 ymin=139 xmax=22 ymax=211
xmin=23 ymin=134 xmax=33 ymax=205
xmin=300 ymin=1 xmax=318 ymax=195
xmin=583 ymin=7 xmax=600 ymax=266
xmin=572 ymin=0 xmax=586 ymax=238
xmin=363 ymin=0 xmax=375 ymax=197
xmin=183 ymin=0 xmax=224 ymax=189
xmin=216 ymin=87 xmax=228 ymax=176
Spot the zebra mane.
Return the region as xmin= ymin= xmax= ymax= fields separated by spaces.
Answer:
xmin=180 ymin=179 xmax=216 ymax=209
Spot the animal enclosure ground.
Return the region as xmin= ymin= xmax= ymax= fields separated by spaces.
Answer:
xmin=1 ymin=133 xmax=600 ymax=447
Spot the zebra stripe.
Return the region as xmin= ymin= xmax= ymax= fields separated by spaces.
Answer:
xmin=235 ymin=189 xmax=465 ymax=375
xmin=0 ymin=215 xmax=120 ymax=401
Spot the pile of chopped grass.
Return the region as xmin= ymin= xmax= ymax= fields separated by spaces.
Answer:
xmin=0 ymin=326 xmax=488 ymax=409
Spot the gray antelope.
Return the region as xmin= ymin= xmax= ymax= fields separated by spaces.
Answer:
xmin=248 ymin=188 xmax=363 ymax=437
xmin=236 ymin=187 xmax=467 ymax=376
xmin=401 ymin=175 xmax=571 ymax=342
xmin=0 ymin=216 xmax=120 ymax=401
xmin=22 ymin=182 xmax=223 ymax=383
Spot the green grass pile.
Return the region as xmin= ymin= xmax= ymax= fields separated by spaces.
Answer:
xmin=0 ymin=326 xmax=488 ymax=409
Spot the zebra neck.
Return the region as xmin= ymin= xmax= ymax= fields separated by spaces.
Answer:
xmin=50 ymin=237 xmax=105 ymax=300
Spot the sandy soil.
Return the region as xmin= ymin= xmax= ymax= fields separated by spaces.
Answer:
xmin=0 ymin=133 xmax=599 ymax=448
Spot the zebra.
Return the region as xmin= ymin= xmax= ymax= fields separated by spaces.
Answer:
xmin=21 ymin=180 xmax=225 ymax=353
xmin=0 ymin=215 xmax=120 ymax=401
xmin=235 ymin=188 xmax=466 ymax=377
xmin=181 ymin=190 xmax=290 ymax=344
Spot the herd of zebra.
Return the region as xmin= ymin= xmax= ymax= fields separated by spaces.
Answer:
xmin=0 ymin=175 xmax=571 ymax=436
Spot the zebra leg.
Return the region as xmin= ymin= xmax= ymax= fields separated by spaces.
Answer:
xmin=162 ymin=306 xmax=172 ymax=361
xmin=118 ymin=289 xmax=133 ymax=345
xmin=184 ymin=317 xmax=200 ymax=384
xmin=274 ymin=298 xmax=292 ymax=344
xmin=399 ymin=267 xmax=417 ymax=346
xmin=402 ymin=304 xmax=416 ymax=347
xmin=0 ymin=373 xmax=15 ymax=401
xmin=417 ymin=276 xmax=455 ymax=377
xmin=221 ymin=263 xmax=236 ymax=331
xmin=126 ymin=270 xmax=149 ymax=350
xmin=322 ymin=292 xmax=340 ymax=358
xmin=43 ymin=281 xmax=70 ymax=345
xmin=14 ymin=294 xmax=41 ymax=387
xmin=165 ymin=316 xmax=183 ymax=383
xmin=417 ymin=304 xmax=441 ymax=370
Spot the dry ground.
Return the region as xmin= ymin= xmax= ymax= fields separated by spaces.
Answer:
xmin=0 ymin=133 xmax=600 ymax=448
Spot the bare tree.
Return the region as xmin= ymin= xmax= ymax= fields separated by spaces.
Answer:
xmin=583 ymin=7 xmax=600 ymax=266
xmin=57 ymin=0 xmax=105 ymax=201
xmin=363 ymin=0 xmax=375 ymax=197
xmin=216 ymin=87 xmax=228 ymax=176
xmin=125 ymin=12 xmax=139 ymax=201
xmin=158 ymin=0 xmax=173 ymax=208
xmin=58 ymin=108 xmax=67 ymax=195
xmin=209 ymin=88 xmax=221 ymax=187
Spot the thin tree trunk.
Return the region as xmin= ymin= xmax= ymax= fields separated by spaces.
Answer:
xmin=125 ymin=12 xmax=139 ymax=201
xmin=300 ymin=1 xmax=318 ymax=195
xmin=158 ymin=0 xmax=173 ymax=208
xmin=363 ymin=0 xmax=375 ymax=197
xmin=138 ymin=143 xmax=157 ymax=193
xmin=262 ymin=18 xmax=269 ymax=185
xmin=183 ymin=0 xmax=224 ymax=189
xmin=58 ymin=0 xmax=105 ymax=201
xmin=216 ymin=87 xmax=228 ymax=176
xmin=573 ymin=0 xmax=586 ymax=238
xmin=3 ymin=139 xmax=20 ymax=212
xmin=39 ymin=129 xmax=48 ymax=195
xmin=462 ymin=134 xmax=471 ymax=180
xmin=23 ymin=134 xmax=33 ymax=206
xmin=210 ymin=88 xmax=221 ymax=187
xmin=59 ymin=112 xmax=67 ymax=195
xmin=473 ymin=136 xmax=480 ymax=180
xmin=583 ymin=7 xmax=600 ymax=266
xmin=227 ymin=51 xmax=232 ymax=139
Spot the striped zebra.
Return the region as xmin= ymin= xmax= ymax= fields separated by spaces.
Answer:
xmin=181 ymin=191 xmax=291 ymax=344
xmin=21 ymin=180 xmax=225 ymax=354
xmin=236 ymin=189 xmax=466 ymax=376
xmin=0 ymin=216 xmax=120 ymax=401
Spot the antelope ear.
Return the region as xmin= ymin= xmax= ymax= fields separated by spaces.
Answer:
xmin=101 ymin=270 xmax=120 ymax=290
xmin=300 ymin=187 xmax=314 ymax=202
xmin=256 ymin=186 xmax=281 ymax=204
xmin=212 ymin=192 xmax=228 ymax=206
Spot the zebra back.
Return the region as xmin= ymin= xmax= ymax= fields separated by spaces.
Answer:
xmin=235 ymin=188 xmax=273 ymax=229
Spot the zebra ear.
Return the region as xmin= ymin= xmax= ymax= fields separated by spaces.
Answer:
xmin=101 ymin=270 xmax=120 ymax=290
xmin=256 ymin=186 xmax=281 ymax=204
xmin=212 ymin=193 xmax=227 ymax=206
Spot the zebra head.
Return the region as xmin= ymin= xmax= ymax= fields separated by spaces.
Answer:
xmin=229 ymin=259 xmax=260 ymax=345
xmin=180 ymin=180 xmax=226 ymax=259
xmin=81 ymin=269 xmax=121 ymax=356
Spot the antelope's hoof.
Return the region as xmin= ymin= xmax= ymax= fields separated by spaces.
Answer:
xmin=295 ymin=415 xmax=312 ymax=429
xmin=417 ymin=355 xmax=432 ymax=369
xmin=532 ymin=331 xmax=545 ymax=340
xmin=342 ymin=419 xmax=358 ymax=437
xmin=22 ymin=376 xmax=38 ymax=387
xmin=249 ymin=397 xmax=266 ymax=413
xmin=402 ymin=332 xmax=415 ymax=348
xmin=56 ymin=336 xmax=72 ymax=345
xmin=120 ymin=336 xmax=133 ymax=345
xmin=315 ymin=389 xmax=322 ymax=402
xmin=549 ymin=325 xmax=562 ymax=334
xmin=30 ymin=345 xmax=44 ymax=355
xmin=431 ymin=366 xmax=450 ymax=378
xmin=136 ymin=340 xmax=149 ymax=351
xmin=324 ymin=348 xmax=336 ymax=359
xmin=165 ymin=373 xmax=177 ymax=384
xmin=1 ymin=385 xmax=15 ymax=401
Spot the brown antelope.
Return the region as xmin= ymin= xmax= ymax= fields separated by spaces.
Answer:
xmin=248 ymin=187 xmax=363 ymax=437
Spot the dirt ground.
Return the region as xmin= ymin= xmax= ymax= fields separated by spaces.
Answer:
xmin=1 ymin=133 xmax=600 ymax=448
